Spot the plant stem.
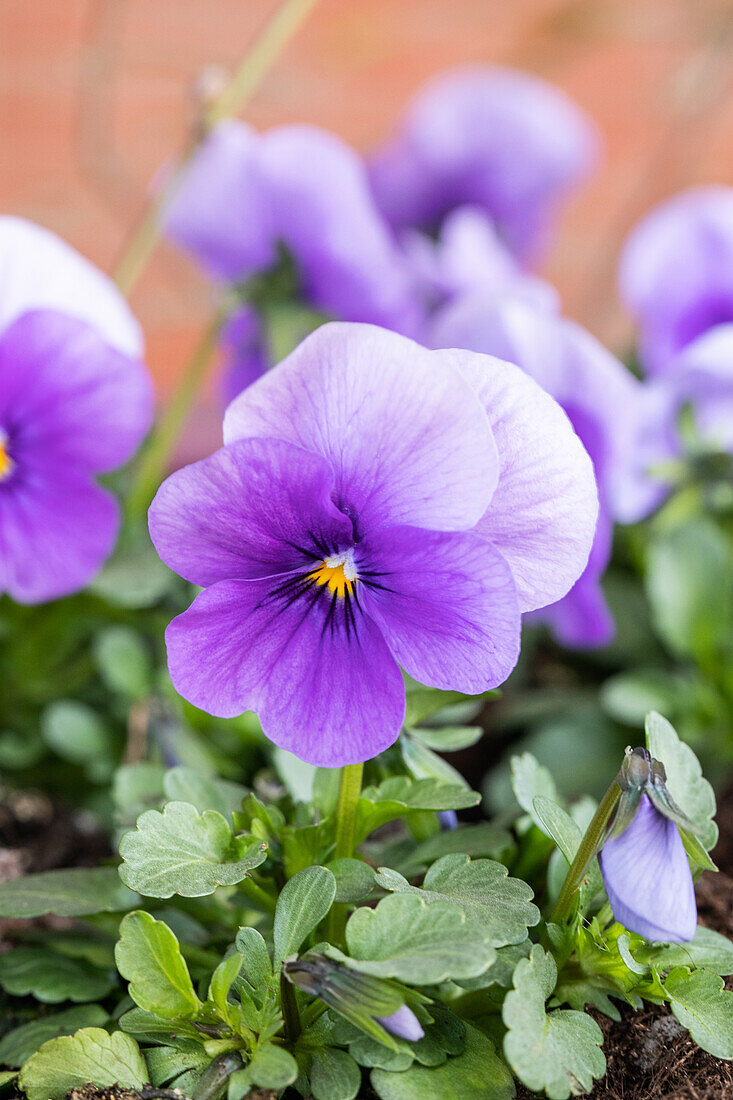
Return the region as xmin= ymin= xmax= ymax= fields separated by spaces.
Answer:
xmin=237 ymin=874 xmax=277 ymax=915
xmin=280 ymin=970 xmax=302 ymax=1041
xmin=334 ymin=762 xmax=364 ymax=860
xmin=549 ymin=780 xmax=621 ymax=926
xmin=112 ymin=0 xmax=320 ymax=296
xmin=126 ymin=310 xmax=223 ymax=520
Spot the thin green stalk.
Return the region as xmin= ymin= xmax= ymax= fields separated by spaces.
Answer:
xmin=550 ymin=780 xmax=621 ymax=926
xmin=237 ymin=874 xmax=277 ymax=915
xmin=280 ymin=971 xmax=302 ymax=1041
xmin=334 ymin=762 xmax=364 ymax=860
xmin=112 ymin=0 xmax=320 ymax=296
xmin=126 ymin=310 xmax=223 ymax=520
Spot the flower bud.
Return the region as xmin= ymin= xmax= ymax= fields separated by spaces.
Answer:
xmin=375 ymin=1005 xmax=425 ymax=1041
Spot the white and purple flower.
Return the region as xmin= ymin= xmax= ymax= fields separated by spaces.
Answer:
xmin=149 ymin=322 xmax=597 ymax=766
xmin=368 ymin=66 xmax=599 ymax=264
xmin=0 ymin=218 xmax=153 ymax=603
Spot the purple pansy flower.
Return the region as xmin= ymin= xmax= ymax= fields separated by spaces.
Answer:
xmin=219 ymin=308 xmax=269 ymax=408
xmin=0 ymin=218 xmax=153 ymax=604
xmin=613 ymin=323 xmax=733 ymax=523
xmin=376 ymin=1005 xmax=424 ymax=1042
xmin=619 ymin=186 xmax=733 ymax=376
xmin=149 ymin=323 xmax=596 ymax=766
xmin=368 ymin=66 xmax=599 ymax=263
xmin=428 ymin=295 xmax=638 ymax=648
xmin=163 ymin=120 xmax=418 ymax=334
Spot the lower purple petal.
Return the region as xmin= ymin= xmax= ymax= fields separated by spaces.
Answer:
xmin=165 ymin=576 xmax=405 ymax=767
xmin=599 ymin=795 xmax=697 ymax=943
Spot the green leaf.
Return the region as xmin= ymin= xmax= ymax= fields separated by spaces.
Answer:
xmin=326 ymin=859 xmax=376 ymax=903
xmin=91 ymin=524 xmax=176 ymax=608
xmin=371 ymin=1023 xmax=514 ymax=1100
xmin=376 ymin=855 xmax=538 ymax=948
xmin=645 ymin=711 xmax=717 ymax=850
xmin=665 ymin=967 xmax=733 ymax=1059
xmin=115 ymin=910 xmax=201 ymax=1018
xmin=117 ymin=1007 xmax=203 ymax=1044
xmin=511 ymin=753 xmax=558 ymax=826
xmin=41 ymin=701 xmax=111 ymax=764
xmin=93 ymin=626 xmax=151 ymax=698
xmin=18 ymin=1029 xmax=147 ymax=1100
xmin=118 ymin=800 xmax=267 ymax=897
xmin=0 ymin=867 xmax=137 ymax=918
xmin=646 ymin=518 xmax=733 ymax=661
xmin=643 ymin=926 xmax=733 ymax=976
xmin=0 ymin=1073 xmax=16 ymax=1086
xmin=234 ymin=927 xmax=272 ymax=998
xmin=273 ymin=866 xmax=336 ymax=966
xmin=310 ymin=1048 xmax=361 ymax=1100
xmin=209 ymin=953 xmax=243 ymax=1022
xmin=398 ymin=822 xmax=512 ymax=874
xmin=0 ymin=948 xmax=115 ymax=1004
xmin=600 ymin=668 xmax=689 ymax=727
xmin=400 ymin=734 xmax=468 ymax=787
xmin=503 ymin=945 xmax=606 ymax=1099
xmin=0 ymin=1006 xmax=108 ymax=1068
xmin=163 ymin=767 xmax=247 ymax=819
xmin=343 ymin=892 xmax=495 ymax=983
xmin=532 ymin=797 xmax=582 ymax=865
xmin=356 ymin=778 xmax=479 ymax=844
xmin=145 ymin=1040 xmax=209 ymax=1087
xmin=404 ymin=687 xmax=485 ymax=727
xmin=408 ymin=726 xmax=483 ymax=751
xmin=248 ymin=1042 xmax=298 ymax=1088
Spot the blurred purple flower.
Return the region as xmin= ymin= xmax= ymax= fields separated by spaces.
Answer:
xmin=438 ymin=810 xmax=459 ymax=830
xmin=0 ymin=219 xmax=153 ymax=603
xmin=599 ymin=793 xmax=696 ymax=943
xmin=613 ymin=324 xmax=733 ymax=523
xmin=368 ymin=66 xmax=599 ymax=264
xmin=620 ymin=187 xmax=733 ymax=376
xmin=163 ymin=120 xmax=418 ymax=334
xmin=375 ymin=1005 xmax=425 ymax=1042
xmin=149 ymin=322 xmax=596 ymax=766
xmin=429 ymin=295 xmax=638 ymax=648
xmin=219 ymin=308 xmax=268 ymax=407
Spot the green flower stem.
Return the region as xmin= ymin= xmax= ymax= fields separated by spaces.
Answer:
xmin=237 ymin=874 xmax=278 ymax=915
xmin=125 ymin=310 xmax=223 ymax=520
xmin=112 ymin=0 xmax=320 ymax=296
xmin=280 ymin=970 xmax=302 ymax=1041
xmin=334 ymin=762 xmax=364 ymax=860
xmin=192 ymin=1051 xmax=244 ymax=1100
xmin=549 ymin=780 xmax=621 ymax=926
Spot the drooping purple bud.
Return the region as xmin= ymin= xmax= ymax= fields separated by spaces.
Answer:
xmin=599 ymin=793 xmax=697 ymax=943
xmin=438 ymin=810 xmax=459 ymax=830
xmin=375 ymin=1005 xmax=425 ymax=1042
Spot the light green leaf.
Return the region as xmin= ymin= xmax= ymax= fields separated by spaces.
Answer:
xmin=645 ymin=711 xmax=717 ymax=850
xmin=209 ymin=953 xmax=243 ymax=1021
xmin=273 ymin=866 xmax=337 ymax=966
xmin=118 ymin=800 xmax=267 ymax=897
xmin=248 ymin=1042 xmax=298 ymax=1088
xmin=41 ymin=701 xmax=111 ymax=764
xmin=0 ymin=948 xmax=114 ymax=1004
xmin=400 ymin=734 xmax=468 ymax=787
xmin=310 ymin=1048 xmax=361 ymax=1100
xmin=0 ymin=1072 xmax=16 ymax=1086
xmin=665 ymin=967 xmax=733 ymax=1059
xmin=511 ymin=753 xmax=558 ymax=826
xmin=503 ymin=945 xmax=606 ymax=1099
xmin=643 ymin=926 xmax=733 ymax=976
xmin=376 ymin=855 xmax=538 ymax=947
xmin=404 ymin=687 xmax=485 ymax=727
xmin=18 ymin=1029 xmax=147 ymax=1100
xmin=326 ymin=859 xmax=376 ymax=903
xmin=145 ymin=1040 xmax=209 ymax=1087
xmin=115 ymin=910 xmax=201 ymax=1018
xmin=533 ymin=797 xmax=582 ymax=865
xmin=408 ymin=726 xmax=483 ymax=752
xmin=600 ymin=668 xmax=689 ymax=727
xmin=0 ymin=1005 xmax=108 ymax=1068
xmin=343 ymin=893 xmax=495 ymax=984
xmin=356 ymin=778 xmax=479 ymax=844
xmin=234 ymin=927 xmax=272 ymax=997
xmin=118 ymin=1007 xmax=202 ymax=1044
xmin=371 ymin=1024 xmax=514 ymax=1100
xmin=398 ymin=822 xmax=512 ymax=874
xmin=93 ymin=626 xmax=151 ymax=698
xmin=0 ymin=867 xmax=137 ymax=918
xmin=91 ymin=524 xmax=176 ymax=608
xmin=163 ymin=767 xmax=247 ymax=819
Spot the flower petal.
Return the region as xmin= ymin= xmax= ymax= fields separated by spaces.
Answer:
xmin=357 ymin=525 xmax=520 ymax=692
xmin=0 ymin=216 xmax=142 ymax=356
xmin=0 ymin=472 xmax=118 ymax=603
xmin=0 ymin=311 xmax=153 ymax=475
xmin=432 ymin=346 xmax=598 ymax=612
xmin=599 ymin=795 xmax=697 ymax=943
xmin=165 ymin=577 xmax=405 ymax=766
xmin=161 ymin=120 xmax=275 ymax=282
xmin=224 ymin=322 xmax=499 ymax=534
xmin=149 ymin=437 xmax=353 ymax=587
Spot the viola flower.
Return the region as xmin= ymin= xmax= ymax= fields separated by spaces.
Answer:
xmin=163 ymin=120 xmax=418 ymax=335
xmin=598 ymin=748 xmax=697 ymax=943
xmin=428 ymin=295 xmax=638 ymax=648
xmin=219 ymin=308 xmax=268 ymax=407
xmin=0 ymin=218 xmax=153 ymax=604
xmin=619 ymin=187 xmax=733 ymax=376
xmin=149 ymin=323 xmax=596 ymax=766
xmin=368 ymin=66 xmax=599 ymax=264
xmin=376 ymin=1006 xmax=424 ymax=1042
xmin=613 ymin=324 xmax=733 ymax=523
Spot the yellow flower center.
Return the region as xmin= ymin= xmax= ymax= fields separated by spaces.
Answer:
xmin=309 ymin=552 xmax=358 ymax=598
xmin=0 ymin=438 xmax=13 ymax=481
